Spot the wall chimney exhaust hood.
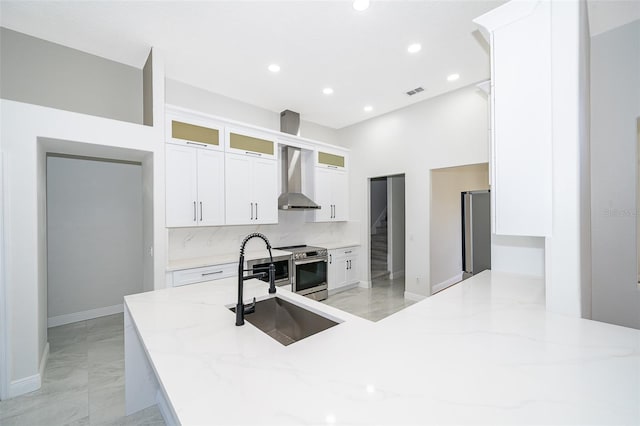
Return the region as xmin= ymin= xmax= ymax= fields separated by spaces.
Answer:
xmin=278 ymin=146 xmax=320 ymax=210
xmin=278 ymin=110 xmax=319 ymax=210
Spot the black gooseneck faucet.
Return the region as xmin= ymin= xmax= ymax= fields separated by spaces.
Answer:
xmin=236 ymin=233 xmax=276 ymax=326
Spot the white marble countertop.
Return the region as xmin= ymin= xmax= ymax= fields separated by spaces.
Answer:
xmin=124 ymin=271 xmax=640 ymax=425
xmin=166 ymin=249 xmax=293 ymax=271
xmin=315 ymin=241 xmax=360 ymax=250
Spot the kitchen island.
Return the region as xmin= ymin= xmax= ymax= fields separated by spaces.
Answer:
xmin=124 ymin=271 xmax=640 ymax=425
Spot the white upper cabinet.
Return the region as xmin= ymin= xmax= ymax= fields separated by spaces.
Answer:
xmin=166 ymin=144 xmax=225 ymax=227
xmin=166 ymin=111 xmax=224 ymax=151
xmin=225 ymin=127 xmax=277 ymax=160
xmin=225 ymin=153 xmax=278 ymax=225
xmin=313 ymin=161 xmax=348 ymax=222
xmin=316 ymin=147 xmax=348 ymax=170
xmin=474 ymin=1 xmax=552 ymax=237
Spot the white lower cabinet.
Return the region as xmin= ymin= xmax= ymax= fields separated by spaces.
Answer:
xmin=327 ymin=246 xmax=360 ymax=292
xmin=168 ymin=262 xmax=237 ymax=287
xmin=225 ymin=153 xmax=278 ymax=225
xmin=166 ymin=144 xmax=225 ymax=227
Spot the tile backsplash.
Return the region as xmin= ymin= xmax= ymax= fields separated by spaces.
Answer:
xmin=168 ymin=210 xmax=359 ymax=261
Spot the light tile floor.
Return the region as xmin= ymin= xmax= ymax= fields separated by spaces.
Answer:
xmin=322 ymin=275 xmax=416 ymax=321
xmin=0 ymin=314 xmax=165 ymax=426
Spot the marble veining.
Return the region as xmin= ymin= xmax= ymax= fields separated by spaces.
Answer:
xmin=125 ymin=271 xmax=640 ymax=425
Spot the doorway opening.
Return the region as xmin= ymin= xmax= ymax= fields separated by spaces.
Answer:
xmin=430 ymin=163 xmax=489 ymax=294
xmin=322 ymin=174 xmax=410 ymax=321
xmin=46 ymin=153 xmax=144 ymax=327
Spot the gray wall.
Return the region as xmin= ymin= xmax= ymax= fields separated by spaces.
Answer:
xmin=46 ymin=156 xmax=144 ymax=319
xmin=590 ymin=19 xmax=640 ymax=329
xmin=0 ymin=27 xmax=143 ymax=124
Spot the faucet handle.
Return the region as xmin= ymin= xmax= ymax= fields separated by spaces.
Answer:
xmin=244 ymin=297 xmax=256 ymax=315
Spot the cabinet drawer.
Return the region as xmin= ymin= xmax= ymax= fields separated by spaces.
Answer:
xmin=172 ymin=263 xmax=236 ymax=287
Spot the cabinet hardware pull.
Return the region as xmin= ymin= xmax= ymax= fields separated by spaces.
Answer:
xmin=255 ymin=203 xmax=258 ymax=220
xmin=345 ymin=250 xmax=352 ymax=254
xmin=202 ymin=271 xmax=223 ymax=276
xmin=329 ymin=254 xmax=332 ymax=264
xmin=328 ymin=165 xmax=338 ymax=169
xmin=200 ymin=202 xmax=203 ymax=221
xmin=250 ymin=203 xmax=254 ymax=220
xmin=245 ymin=151 xmax=262 ymax=156
xmin=186 ymin=141 xmax=208 ymax=148
xmin=193 ymin=201 xmax=197 ymax=222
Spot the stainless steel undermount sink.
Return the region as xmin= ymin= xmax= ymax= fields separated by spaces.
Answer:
xmin=230 ymin=296 xmax=339 ymax=346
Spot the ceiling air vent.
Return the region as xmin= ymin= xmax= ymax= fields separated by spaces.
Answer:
xmin=405 ymin=87 xmax=424 ymax=96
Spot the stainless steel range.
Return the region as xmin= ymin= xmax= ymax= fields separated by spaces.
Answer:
xmin=275 ymin=245 xmax=328 ymax=301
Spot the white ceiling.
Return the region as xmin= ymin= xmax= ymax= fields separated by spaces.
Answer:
xmin=0 ymin=1 xmax=638 ymax=129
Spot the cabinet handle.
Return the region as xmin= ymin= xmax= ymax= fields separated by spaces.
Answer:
xmin=193 ymin=201 xmax=197 ymax=222
xmin=329 ymin=254 xmax=332 ymax=264
xmin=202 ymin=270 xmax=223 ymax=276
xmin=186 ymin=141 xmax=208 ymax=148
xmin=245 ymin=151 xmax=262 ymax=157
xmin=328 ymin=165 xmax=338 ymax=169
xmin=255 ymin=203 xmax=258 ymax=220
xmin=250 ymin=202 xmax=254 ymax=220
xmin=200 ymin=202 xmax=203 ymax=222
xmin=344 ymin=250 xmax=352 ymax=254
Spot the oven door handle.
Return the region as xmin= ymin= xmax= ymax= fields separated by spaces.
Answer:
xmin=294 ymin=258 xmax=328 ymax=266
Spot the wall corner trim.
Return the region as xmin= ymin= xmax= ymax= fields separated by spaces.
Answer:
xmin=432 ymin=273 xmax=464 ymax=294
xmin=7 ymin=342 xmax=49 ymax=399
xmin=404 ymin=291 xmax=427 ymax=302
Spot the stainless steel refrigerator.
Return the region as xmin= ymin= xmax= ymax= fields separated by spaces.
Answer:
xmin=462 ymin=190 xmax=491 ymax=279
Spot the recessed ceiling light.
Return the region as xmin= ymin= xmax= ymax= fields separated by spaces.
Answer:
xmin=447 ymin=73 xmax=460 ymax=82
xmin=407 ymin=43 xmax=422 ymax=54
xmin=268 ymin=64 xmax=280 ymax=73
xmin=364 ymin=105 xmax=373 ymax=112
xmin=353 ymin=0 xmax=370 ymax=11
xmin=323 ymin=87 xmax=334 ymax=95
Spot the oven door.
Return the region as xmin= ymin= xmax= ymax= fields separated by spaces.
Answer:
xmin=294 ymin=258 xmax=327 ymax=295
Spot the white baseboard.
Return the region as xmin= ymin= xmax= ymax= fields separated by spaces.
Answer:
xmin=328 ymin=282 xmax=359 ymax=296
xmin=431 ymin=273 xmax=463 ymax=294
xmin=48 ymin=304 xmax=123 ymax=328
xmin=7 ymin=342 xmax=49 ymax=398
xmin=404 ymin=291 xmax=426 ymax=302
xmin=358 ymin=280 xmax=371 ymax=289
xmin=389 ymin=270 xmax=405 ymax=279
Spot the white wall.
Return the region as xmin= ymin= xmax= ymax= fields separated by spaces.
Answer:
xmin=590 ymin=19 xmax=640 ymax=328
xmin=388 ymin=175 xmax=405 ymax=278
xmin=337 ymin=86 xmax=489 ymax=295
xmin=165 ymin=78 xmax=339 ymax=144
xmin=430 ymin=163 xmax=489 ymax=288
xmin=0 ymin=28 xmax=143 ymax=124
xmin=0 ymin=100 xmax=165 ymax=398
xmin=46 ymin=156 xmax=143 ymax=324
